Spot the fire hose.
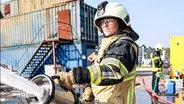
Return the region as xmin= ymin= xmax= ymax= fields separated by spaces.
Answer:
xmin=28 ymin=74 xmax=176 ymax=104
xmin=29 ymin=74 xmax=80 ymax=104
xmin=136 ymin=76 xmax=175 ymax=104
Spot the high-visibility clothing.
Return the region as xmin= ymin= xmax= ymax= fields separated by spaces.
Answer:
xmin=150 ymin=52 xmax=162 ymax=72
xmin=87 ymin=34 xmax=138 ymax=104
xmin=150 ymin=51 xmax=162 ymax=93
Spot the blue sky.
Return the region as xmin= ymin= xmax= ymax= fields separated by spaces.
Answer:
xmin=1 ymin=0 xmax=184 ymax=48
xmin=85 ymin=0 xmax=184 ymax=48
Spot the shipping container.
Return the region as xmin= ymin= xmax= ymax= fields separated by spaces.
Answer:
xmin=0 ymin=1 xmax=98 ymax=48
xmin=18 ymin=0 xmax=79 ymax=15
xmin=80 ymin=3 xmax=98 ymax=43
xmin=0 ymin=0 xmax=80 ymax=16
xmin=0 ymin=1 xmax=98 ymax=78
xmin=0 ymin=44 xmax=39 ymax=73
xmin=0 ymin=41 xmax=96 ymax=77
xmin=81 ymin=42 xmax=96 ymax=67
xmin=0 ymin=2 xmax=78 ymax=47
xmin=24 ymin=42 xmax=95 ymax=77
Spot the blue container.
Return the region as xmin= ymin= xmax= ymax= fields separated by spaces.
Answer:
xmin=167 ymin=81 xmax=175 ymax=94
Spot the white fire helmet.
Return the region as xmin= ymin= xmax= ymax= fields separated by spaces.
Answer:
xmin=155 ymin=43 xmax=163 ymax=51
xmin=93 ymin=1 xmax=139 ymax=41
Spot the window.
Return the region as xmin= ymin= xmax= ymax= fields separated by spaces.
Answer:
xmin=4 ymin=3 xmax=10 ymax=15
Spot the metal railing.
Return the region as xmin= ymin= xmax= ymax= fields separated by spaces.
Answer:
xmin=15 ymin=21 xmax=79 ymax=74
xmin=15 ymin=22 xmax=59 ymax=73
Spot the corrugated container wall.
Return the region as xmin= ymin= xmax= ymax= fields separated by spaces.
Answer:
xmin=18 ymin=0 xmax=78 ymax=14
xmin=0 ymin=1 xmax=79 ymax=48
xmin=0 ymin=1 xmax=98 ymax=48
xmin=0 ymin=1 xmax=98 ymax=72
xmin=80 ymin=3 xmax=98 ymax=44
xmin=0 ymin=0 xmax=79 ymax=16
xmin=0 ymin=42 xmax=85 ymax=73
xmin=1 ymin=45 xmax=39 ymax=72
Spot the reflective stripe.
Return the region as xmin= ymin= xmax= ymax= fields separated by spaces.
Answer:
xmin=150 ymin=53 xmax=153 ymax=59
xmin=127 ymin=85 xmax=132 ymax=104
xmin=88 ymin=66 xmax=94 ymax=83
xmin=102 ymin=71 xmax=115 ymax=77
xmin=126 ymin=41 xmax=137 ymax=104
xmin=92 ymin=65 xmax=98 ymax=82
xmin=152 ymin=68 xmax=162 ymax=72
xmin=102 ymin=58 xmax=129 ymax=77
xmin=101 ymin=64 xmax=115 ymax=77
xmin=123 ymin=70 xmax=136 ymax=82
xmin=88 ymin=65 xmax=102 ymax=84
xmin=153 ymin=57 xmax=160 ymax=60
xmin=151 ymin=55 xmax=162 ymax=72
xmin=127 ymin=80 xmax=135 ymax=104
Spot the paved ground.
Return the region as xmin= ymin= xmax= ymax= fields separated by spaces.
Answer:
xmin=1 ymin=67 xmax=181 ymax=104
xmin=135 ymin=67 xmax=181 ymax=104
xmin=135 ymin=68 xmax=153 ymax=104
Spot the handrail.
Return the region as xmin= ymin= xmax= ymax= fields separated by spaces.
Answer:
xmin=15 ymin=21 xmax=79 ymax=74
xmin=15 ymin=22 xmax=59 ymax=73
xmin=15 ymin=24 xmax=45 ymax=67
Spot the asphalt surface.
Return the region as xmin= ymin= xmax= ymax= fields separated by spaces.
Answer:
xmin=135 ymin=68 xmax=153 ymax=104
xmin=1 ymin=67 xmax=179 ymax=104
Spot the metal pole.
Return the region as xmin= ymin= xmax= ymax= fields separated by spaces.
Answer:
xmin=52 ymin=42 xmax=57 ymax=74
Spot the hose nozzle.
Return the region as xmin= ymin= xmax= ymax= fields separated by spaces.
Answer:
xmin=37 ymin=88 xmax=49 ymax=104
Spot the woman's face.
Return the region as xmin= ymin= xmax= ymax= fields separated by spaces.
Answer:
xmin=100 ymin=18 xmax=119 ymax=37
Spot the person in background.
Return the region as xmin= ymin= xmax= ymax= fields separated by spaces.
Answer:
xmin=53 ymin=1 xmax=139 ymax=104
xmin=150 ymin=43 xmax=163 ymax=95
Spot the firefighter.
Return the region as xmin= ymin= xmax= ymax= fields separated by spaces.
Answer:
xmin=150 ymin=43 xmax=163 ymax=94
xmin=53 ymin=1 xmax=139 ymax=104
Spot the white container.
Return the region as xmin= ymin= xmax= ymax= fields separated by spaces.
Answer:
xmin=44 ymin=64 xmax=65 ymax=76
xmin=168 ymin=79 xmax=183 ymax=91
xmin=174 ymin=79 xmax=183 ymax=91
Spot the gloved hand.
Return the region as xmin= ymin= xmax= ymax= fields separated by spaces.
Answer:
xmin=52 ymin=71 xmax=75 ymax=90
xmin=82 ymin=87 xmax=94 ymax=102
